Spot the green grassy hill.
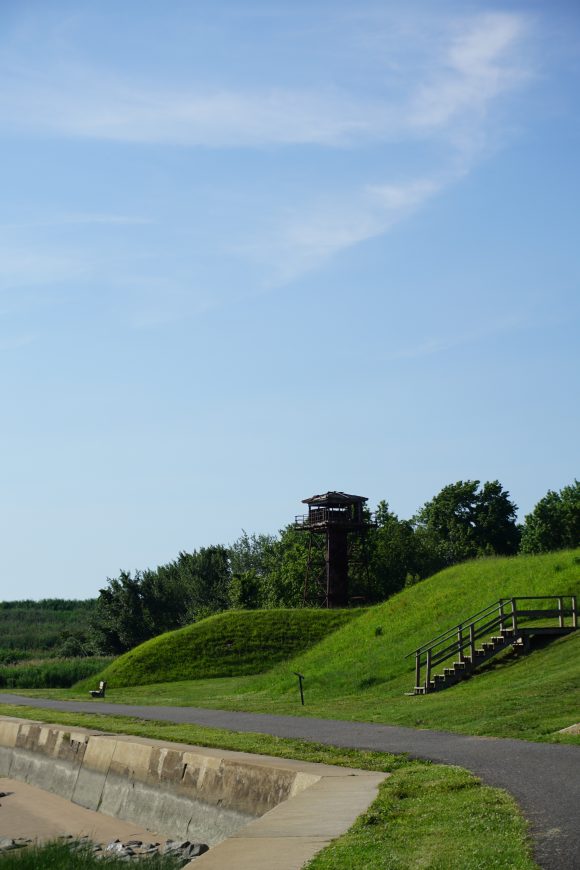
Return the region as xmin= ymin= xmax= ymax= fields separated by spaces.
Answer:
xmin=85 ymin=608 xmax=362 ymax=688
xmin=261 ymin=548 xmax=580 ymax=700
xmin=74 ymin=549 xmax=580 ymax=743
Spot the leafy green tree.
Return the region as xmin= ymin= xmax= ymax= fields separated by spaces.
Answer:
xmin=91 ymin=545 xmax=232 ymax=654
xmin=178 ymin=545 xmax=231 ymax=620
xmin=413 ymin=480 xmax=519 ymax=570
xmin=229 ymin=531 xmax=278 ymax=608
xmin=90 ymin=571 xmax=152 ymax=654
xmin=520 ymin=480 xmax=580 ymax=553
xmin=472 ymin=480 xmax=521 ymax=555
xmin=370 ymin=501 xmax=419 ymax=595
xmin=229 ymin=570 xmax=261 ymax=609
xmin=262 ymin=525 xmax=312 ymax=607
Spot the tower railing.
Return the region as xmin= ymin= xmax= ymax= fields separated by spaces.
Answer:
xmin=295 ymin=509 xmax=374 ymax=527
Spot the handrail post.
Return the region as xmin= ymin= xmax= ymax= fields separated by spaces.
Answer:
xmin=558 ymin=596 xmax=564 ymax=628
xmin=572 ymin=596 xmax=578 ymax=629
xmin=415 ymin=651 xmax=421 ymax=689
xmin=457 ymin=624 xmax=464 ymax=662
xmin=498 ymin=599 xmax=505 ymax=632
xmin=511 ymin=598 xmax=518 ymax=633
xmin=425 ymin=649 xmax=432 ymax=691
xmin=469 ymin=623 xmax=475 ymax=661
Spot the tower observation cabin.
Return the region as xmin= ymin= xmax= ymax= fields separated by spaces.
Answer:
xmin=294 ymin=491 xmax=375 ymax=608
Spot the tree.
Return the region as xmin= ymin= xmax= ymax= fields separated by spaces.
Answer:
xmin=366 ymin=501 xmax=418 ymax=598
xmin=90 ymin=571 xmax=152 ymax=654
xmin=177 ymin=545 xmax=231 ymax=620
xmin=413 ymin=480 xmax=519 ymax=570
xmin=229 ymin=570 xmax=261 ymax=610
xmin=229 ymin=531 xmax=278 ymax=608
xmin=520 ymin=480 xmax=580 ymax=554
xmin=90 ymin=545 xmax=232 ymax=654
xmin=261 ymin=525 xmax=311 ymax=608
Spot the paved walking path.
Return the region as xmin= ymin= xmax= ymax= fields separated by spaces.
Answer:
xmin=1 ymin=694 xmax=578 ymax=869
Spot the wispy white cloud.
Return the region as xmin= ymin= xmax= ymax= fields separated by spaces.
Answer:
xmin=0 ymin=73 xmax=388 ymax=147
xmin=0 ymin=8 xmax=535 ymax=297
xmin=0 ymin=214 xmax=153 ymax=230
xmin=0 ymin=334 xmax=36 ymax=351
xmin=0 ymin=13 xmax=530 ymax=151
xmin=250 ymin=177 xmax=443 ymax=284
xmin=0 ymin=246 xmax=90 ymax=289
xmin=387 ymin=314 xmax=529 ymax=361
xmin=408 ymin=13 xmax=530 ymax=133
xmin=237 ymin=12 xmax=533 ymax=281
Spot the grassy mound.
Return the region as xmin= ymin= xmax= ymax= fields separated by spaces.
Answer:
xmin=225 ymin=547 xmax=579 ymax=736
xmin=73 ymin=549 xmax=580 ymax=741
xmin=261 ymin=548 xmax=580 ymax=700
xmin=86 ymin=608 xmax=361 ymax=688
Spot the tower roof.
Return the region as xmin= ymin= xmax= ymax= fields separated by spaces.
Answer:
xmin=302 ymin=491 xmax=368 ymax=506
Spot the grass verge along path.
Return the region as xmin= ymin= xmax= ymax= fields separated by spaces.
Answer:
xmin=0 ymin=704 xmax=536 ymax=870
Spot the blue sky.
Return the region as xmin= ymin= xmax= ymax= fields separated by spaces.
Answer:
xmin=0 ymin=1 xmax=578 ymax=600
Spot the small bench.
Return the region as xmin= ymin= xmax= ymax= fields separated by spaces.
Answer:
xmin=89 ymin=680 xmax=107 ymax=699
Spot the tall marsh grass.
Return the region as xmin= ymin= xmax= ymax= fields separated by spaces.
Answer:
xmin=0 ymin=657 xmax=113 ymax=689
xmin=0 ymin=841 xmax=181 ymax=868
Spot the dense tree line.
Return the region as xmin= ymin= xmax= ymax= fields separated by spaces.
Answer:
xmin=89 ymin=478 xmax=580 ymax=654
xmin=520 ymin=480 xmax=580 ymax=554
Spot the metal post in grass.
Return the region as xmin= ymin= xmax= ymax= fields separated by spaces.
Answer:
xmin=558 ymin=596 xmax=564 ymax=628
xmin=457 ymin=624 xmax=464 ymax=663
xmin=415 ymin=651 xmax=421 ymax=690
xmin=469 ymin=623 xmax=475 ymax=661
xmin=572 ymin=595 xmax=578 ymax=629
xmin=498 ymin=599 xmax=505 ymax=632
xmin=425 ymin=649 xmax=432 ymax=691
xmin=294 ymin=672 xmax=305 ymax=705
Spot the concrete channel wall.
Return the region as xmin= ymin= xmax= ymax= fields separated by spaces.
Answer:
xmin=0 ymin=717 xmax=387 ymax=869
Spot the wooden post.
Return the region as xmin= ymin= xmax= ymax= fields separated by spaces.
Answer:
xmin=415 ymin=652 xmax=421 ymax=689
xmin=469 ymin=623 xmax=475 ymax=661
xmin=426 ymin=649 xmax=432 ymax=691
xmin=572 ymin=596 xmax=578 ymax=629
xmin=457 ymin=624 xmax=464 ymax=662
xmin=558 ymin=596 xmax=564 ymax=628
xmin=511 ymin=598 xmax=518 ymax=632
xmin=498 ymin=599 xmax=505 ymax=632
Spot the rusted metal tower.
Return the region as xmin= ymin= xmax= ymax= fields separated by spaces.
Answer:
xmin=294 ymin=491 xmax=375 ymax=608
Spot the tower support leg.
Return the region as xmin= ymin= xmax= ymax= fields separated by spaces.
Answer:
xmin=326 ymin=528 xmax=348 ymax=607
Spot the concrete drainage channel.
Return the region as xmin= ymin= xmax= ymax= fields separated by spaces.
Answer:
xmin=0 ymin=717 xmax=387 ymax=869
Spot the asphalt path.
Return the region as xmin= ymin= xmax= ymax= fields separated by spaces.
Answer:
xmin=1 ymin=694 xmax=578 ymax=869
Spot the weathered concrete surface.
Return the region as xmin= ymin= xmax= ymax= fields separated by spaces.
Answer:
xmin=193 ymin=769 xmax=385 ymax=870
xmin=0 ymin=777 xmax=166 ymax=844
xmin=0 ymin=717 xmax=387 ymax=868
xmin=558 ymin=723 xmax=580 ymax=735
